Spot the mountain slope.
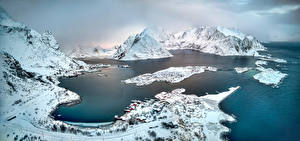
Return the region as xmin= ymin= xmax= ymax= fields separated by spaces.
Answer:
xmin=0 ymin=7 xmax=86 ymax=140
xmin=114 ymin=26 xmax=265 ymax=61
xmin=113 ymin=27 xmax=173 ymax=60
xmin=165 ymin=26 xmax=265 ymax=56
xmin=0 ymin=12 xmax=86 ymax=76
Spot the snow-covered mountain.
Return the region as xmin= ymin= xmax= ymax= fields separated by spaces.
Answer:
xmin=113 ymin=27 xmax=173 ymax=60
xmin=114 ymin=26 xmax=265 ymax=60
xmin=165 ymin=26 xmax=265 ymax=56
xmin=0 ymin=8 xmax=86 ymax=76
xmin=68 ymin=46 xmax=116 ymax=59
xmin=0 ymin=7 xmax=89 ymax=140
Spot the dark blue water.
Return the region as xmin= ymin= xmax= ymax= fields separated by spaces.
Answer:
xmin=221 ymin=42 xmax=300 ymax=141
xmin=53 ymin=43 xmax=300 ymax=141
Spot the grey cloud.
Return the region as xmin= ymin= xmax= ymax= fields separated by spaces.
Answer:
xmin=213 ymin=0 xmax=300 ymax=11
xmin=0 ymin=0 xmax=299 ymax=51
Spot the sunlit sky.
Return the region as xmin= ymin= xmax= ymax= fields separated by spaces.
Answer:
xmin=0 ymin=0 xmax=299 ymax=51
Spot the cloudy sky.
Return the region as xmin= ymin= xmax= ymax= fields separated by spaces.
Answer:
xmin=0 ymin=0 xmax=299 ymax=51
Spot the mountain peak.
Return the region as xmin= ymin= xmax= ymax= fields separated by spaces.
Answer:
xmin=0 ymin=9 xmax=85 ymax=76
xmin=113 ymin=27 xmax=173 ymax=60
xmin=114 ymin=26 xmax=265 ymax=60
xmin=216 ymin=26 xmax=253 ymax=40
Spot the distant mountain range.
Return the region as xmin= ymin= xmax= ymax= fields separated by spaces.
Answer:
xmin=113 ymin=26 xmax=265 ymax=60
xmin=68 ymin=46 xmax=115 ymax=59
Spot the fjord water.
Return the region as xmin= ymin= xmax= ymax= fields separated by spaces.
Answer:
xmin=53 ymin=43 xmax=300 ymax=141
xmin=222 ymin=42 xmax=300 ymax=141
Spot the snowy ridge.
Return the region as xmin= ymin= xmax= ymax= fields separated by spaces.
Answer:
xmin=123 ymin=66 xmax=217 ymax=86
xmin=114 ymin=26 xmax=266 ymax=61
xmin=216 ymin=26 xmax=252 ymax=40
xmin=113 ymin=27 xmax=173 ymax=60
xmin=165 ymin=26 xmax=265 ymax=56
xmin=0 ymin=15 xmax=87 ymax=76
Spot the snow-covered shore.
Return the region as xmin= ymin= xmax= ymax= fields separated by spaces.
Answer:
xmin=255 ymin=60 xmax=268 ymax=67
xmin=252 ymin=59 xmax=287 ymax=87
xmin=123 ymin=66 xmax=217 ymax=86
xmin=234 ymin=67 xmax=251 ymax=73
xmin=257 ymin=54 xmax=287 ymax=63
xmin=1 ymin=81 xmax=239 ymax=141
xmin=116 ymin=86 xmax=240 ymax=141
xmin=253 ymin=67 xmax=287 ymax=87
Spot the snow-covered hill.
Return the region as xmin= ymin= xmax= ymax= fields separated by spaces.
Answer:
xmin=68 ymin=46 xmax=116 ymax=59
xmin=114 ymin=26 xmax=266 ymax=60
xmin=113 ymin=27 xmax=173 ymax=60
